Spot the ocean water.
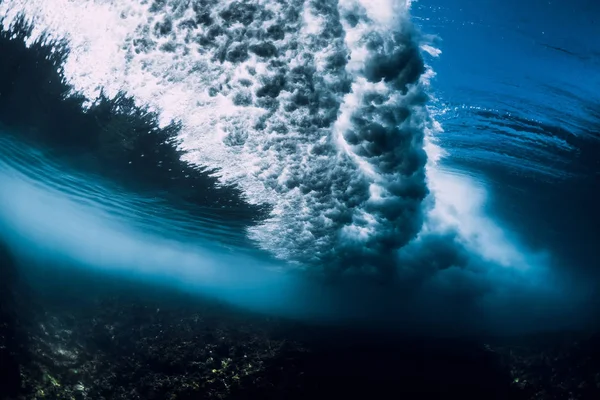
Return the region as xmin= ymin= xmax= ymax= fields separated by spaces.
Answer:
xmin=0 ymin=0 xmax=598 ymax=337
xmin=414 ymin=0 xmax=600 ymax=279
xmin=413 ymin=0 xmax=600 ymax=320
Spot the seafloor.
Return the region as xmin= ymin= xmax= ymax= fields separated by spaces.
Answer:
xmin=1 ymin=243 xmax=599 ymax=400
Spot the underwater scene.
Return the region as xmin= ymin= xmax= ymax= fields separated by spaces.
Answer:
xmin=0 ymin=0 xmax=599 ymax=399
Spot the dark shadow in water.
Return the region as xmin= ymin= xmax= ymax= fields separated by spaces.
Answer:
xmin=0 ymin=243 xmax=24 ymax=399
xmin=231 ymin=334 xmax=522 ymax=400
xmin=0 ymin=17 xmax=269 ymax=228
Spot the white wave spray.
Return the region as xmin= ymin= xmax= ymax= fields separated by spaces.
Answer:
xmin=1 ymin=0 xmax=431 ymax=274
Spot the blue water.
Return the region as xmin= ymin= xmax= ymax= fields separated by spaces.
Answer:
xmin=414 ymin=0 xmax=600 ymax=302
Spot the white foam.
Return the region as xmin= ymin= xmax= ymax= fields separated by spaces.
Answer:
xmin=3 ymin=0 xmax=425 ymax=269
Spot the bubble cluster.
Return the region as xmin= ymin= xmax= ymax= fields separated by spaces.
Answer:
xmin=0 ymin=0 xmax=431 ymax=275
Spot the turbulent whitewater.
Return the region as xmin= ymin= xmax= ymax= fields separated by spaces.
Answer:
xmin=0 ymin=0 xmax=433 ymax=275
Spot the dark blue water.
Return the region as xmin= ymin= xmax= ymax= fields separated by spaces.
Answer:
xmin=414 ymin=0 xmax=600 ymax=307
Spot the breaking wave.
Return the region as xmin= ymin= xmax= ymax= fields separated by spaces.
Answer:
xmin=0 ymin=0 xmax=432 ymax=276
xmin=0 ymin=0 xmax=586 ymax=333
